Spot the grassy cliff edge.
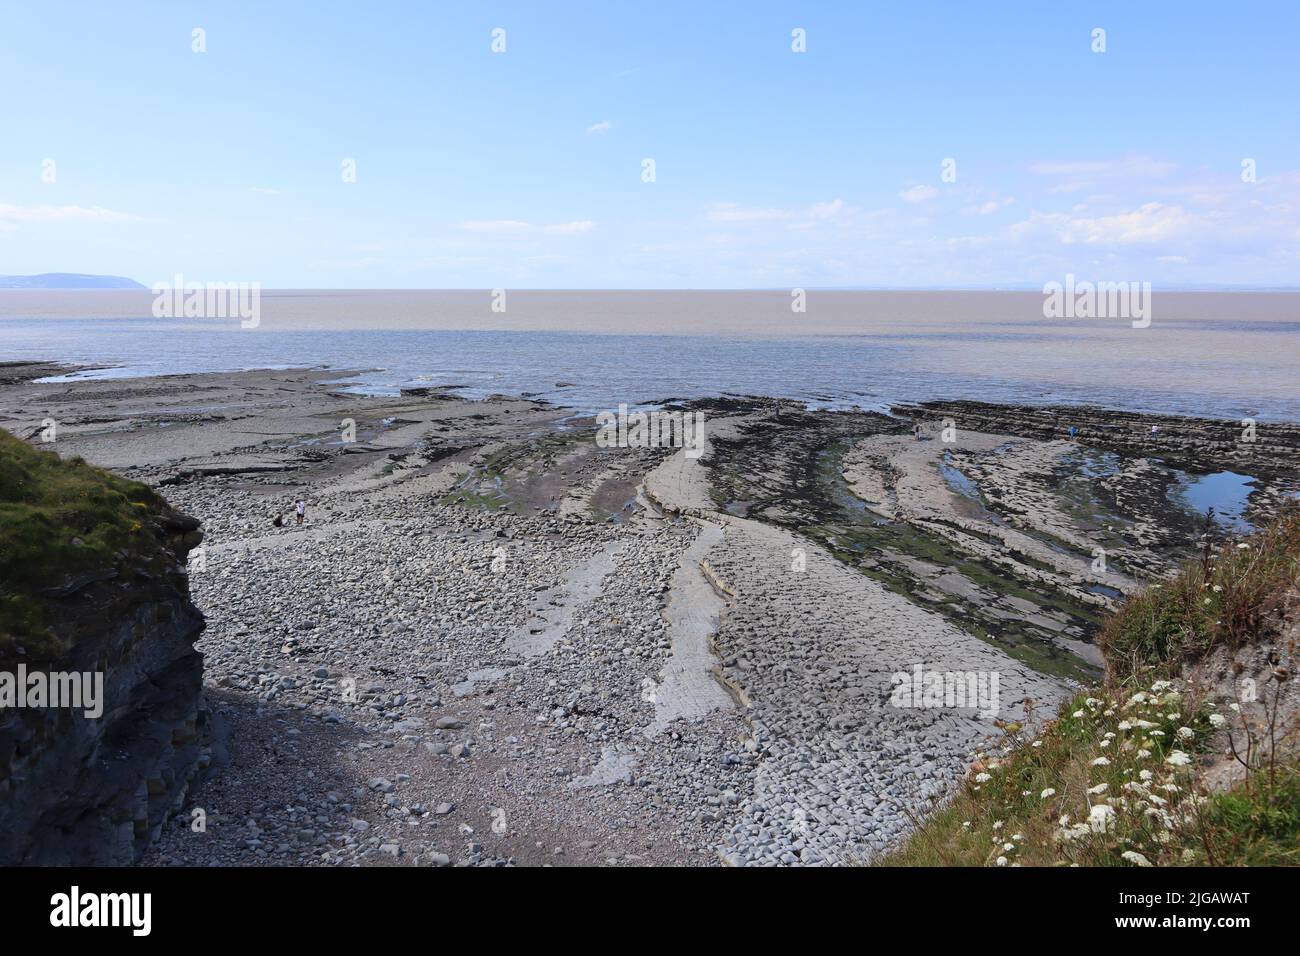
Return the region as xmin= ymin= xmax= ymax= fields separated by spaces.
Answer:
xmin=881 ymin=505 xmax=1300 ymax=867
xmin=0 ymin=429 xmax=176 ymax=663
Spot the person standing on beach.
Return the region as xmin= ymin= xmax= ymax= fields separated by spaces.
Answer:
xmin=295 ymin=499 xmax=306 ymax=525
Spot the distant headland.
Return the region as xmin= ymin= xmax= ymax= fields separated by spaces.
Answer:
xmin=0 ymin=273 xmax=146 ymax=290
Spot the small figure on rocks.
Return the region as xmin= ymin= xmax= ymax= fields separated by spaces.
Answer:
xmin=1067 ymin=425 xmax=1078 ymax=440
xmin=273 ymin=513 xmax=285 ymax=528
xmin=295 ymin=499 xmax=306 ymax=525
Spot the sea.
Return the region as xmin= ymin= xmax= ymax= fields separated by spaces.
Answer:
xmin=2 ymin=289 xmax=1296 ymax=420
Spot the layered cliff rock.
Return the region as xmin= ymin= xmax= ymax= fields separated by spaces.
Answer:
xmin=0 ymin=429 xmax=212 ymax=864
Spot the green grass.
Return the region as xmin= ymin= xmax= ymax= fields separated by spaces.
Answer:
xmin=1199 ymin=767 xmax=1300 ymax=865
xmin=880 ymin=504 xmax=1300 ymax=867
xmin=0 ymin=428 xmax=165 ymax=662
xmin=880 ymin=685 xmax=1223 ymax=866
xmin=1098 ymin=503 xmax=1300 ymax=675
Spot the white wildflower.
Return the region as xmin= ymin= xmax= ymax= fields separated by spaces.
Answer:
xmin=1088 ymin=804 xmax=1116 ymax=833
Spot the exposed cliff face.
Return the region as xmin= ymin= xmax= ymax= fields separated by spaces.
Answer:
xmin=0 ymin=457 xmax=212 ymax=865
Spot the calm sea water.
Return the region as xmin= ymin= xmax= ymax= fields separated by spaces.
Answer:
xmin=2 ymin=291 xmax=1296 ymax=420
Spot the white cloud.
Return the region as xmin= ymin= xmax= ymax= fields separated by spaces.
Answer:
xmin=0 ymin=203 xmax=140 ymax=223
xmin=706 ymin=202 xmax=789 ymax=223
xmin=460 ymin=220 xmax=535 ymax=234
xmin=706 ymin=198 xmax=848 ymax=223
xmin=899 ymin=185 xmax=938 ymax=203
xmin=586 ymin=120 xmax=612 ymax=134
xmin=1028 ymin=156 xmax=1177 ymax=194
xmin=543 ymin=220 xmax=594 ymax=234
xmin=459 ymin=219 xmax=593 ymax=235
xmin=1028 ymin=156 xmax=1177 ymax=179
xmin=1011 ymin=202 xmax=1200 ymax=246
xmin=807 ymin=199 xmax=845 ymax=220
xmin=962 ymin=198 xmax=1015 ymax=216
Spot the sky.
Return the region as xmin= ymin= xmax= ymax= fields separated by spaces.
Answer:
xmin=1 ymin=1 xmax=1297 ymax=288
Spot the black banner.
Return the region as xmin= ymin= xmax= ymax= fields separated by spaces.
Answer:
xmin=0 ymin=865 xmax=1277 ymax=941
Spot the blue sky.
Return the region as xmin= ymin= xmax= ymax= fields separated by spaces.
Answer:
xmin=1 ymin=1 xmax=1297 ymax=288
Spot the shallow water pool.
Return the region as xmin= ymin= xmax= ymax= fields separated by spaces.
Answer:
xmin=1171 ymin=470 xmax=1256 ymax=532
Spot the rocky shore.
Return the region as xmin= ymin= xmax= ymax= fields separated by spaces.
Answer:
xmin=2 ymin=361 xmax=1296 ymax=866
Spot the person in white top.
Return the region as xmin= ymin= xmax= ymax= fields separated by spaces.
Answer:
xmin=295 ymin=499 xmax=306 ymax=525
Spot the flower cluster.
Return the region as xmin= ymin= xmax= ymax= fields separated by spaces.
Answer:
xmin=962 ymin=677 xmax=1219 ymax=866
xmin=1047 ymin=679 xmax=1217 ymax=864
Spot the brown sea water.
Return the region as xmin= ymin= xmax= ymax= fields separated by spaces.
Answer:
xmin=2 ymin=290 xmax=1296 ymax=420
